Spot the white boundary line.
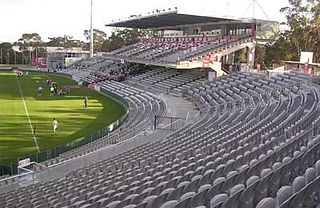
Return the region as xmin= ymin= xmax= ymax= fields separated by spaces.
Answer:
xmin=16 ymin=77 xmax=40 ymax=153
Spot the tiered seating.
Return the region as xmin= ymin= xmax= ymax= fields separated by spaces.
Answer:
xmin=185 ymin=72 xmax=305 ymax=108
xmin=132 ymin=68 xmax=206 ymax=93
xmin=69 ymin=57 xmax=113 ymax=71
xmin=112 ymin=35 xmax=250 ymax=63
xmin=1 ymin=71 xmax=320 ymax=208
xmin=41 ymin=79 xmax=166 ymax=167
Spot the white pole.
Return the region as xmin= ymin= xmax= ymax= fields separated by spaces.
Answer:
xmin=252 ymin=0 xmax=256 ymax=19
xmin=90 ymin=0 xmax=94 ymax=57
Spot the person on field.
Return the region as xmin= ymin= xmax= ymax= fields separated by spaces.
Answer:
xmin=32 ymin=124 xmax=36 ymax=135
xmin=50 ymin=86 xmax=55 ymax=96
xmin=52 ymin=118 xmax=58 ymax=133
xmin=38 ymin=86 xmax=43 ymax=96
xmin=84 ymin=96 xmax=88 ymax=108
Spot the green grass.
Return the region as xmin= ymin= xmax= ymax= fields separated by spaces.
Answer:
xmin=0 ymin=72 xmax=126 ymax=163
xmin=0 ymin=64 xmax=34 ymax=68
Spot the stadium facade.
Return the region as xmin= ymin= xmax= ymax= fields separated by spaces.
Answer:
xmin=104 ymin=10 xmax=278 ymax=77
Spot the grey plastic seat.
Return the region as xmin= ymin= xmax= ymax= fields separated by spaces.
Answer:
xmin=159 ymin=200 xmax=178 ymax=208
xmin=140 ymin=195 xmax=157 ymax=208
xmin=256 ymin=198 xmax=276 ymax=208
xmin=168 ymin=186 xmax=184 ymax=200
xmin=174 ymin=196 xmax=192 ymax=208
xmin=210 ymin=194 xmax=228 ymax=208
xmin=254 ymin=170 xmax=272 ymax=205
xmin=161 ymin=188 xmax=175 ymax=196
xmin=184 ymin=178 xmax=201 ymax=193
xmin=192 ymin=187 xmax=210 ymax=206
xmin=131 ymin=192 xmax=149 ymax=205
xmin=292 ymin=176 xmax=306 ymax=193
xmin=125 ymin=194 xmax=139 ymax=203
xmin=114 ymin=198 xmax=131 ymax=208
xmin=149 ymin=193 xmax=169 ymax=208
xmin=79 ymin=203 xmax=92 ymax=208
xmin=239 ymin=176 xmax=260 ymax=208
xmin=234 ymin=165 xmax=249 ymax=184
xmin=269 ymin=166 xmax=282 ymax=196
xmin=305 ymin=167 xmax=317 ymax=183
xmin=123 ymin=205 xmax=137 ymax=208
xmin=106 ymin=201 xmax=121 ymax=208
xmin=198 ymin=184 xmax=212 ymax=193
xmin=180 ymin=192 xmax=196 ymax=201
xmin=298 ymin=176 xmax=320 ymax=207
xmin=204 ymin=177 xmax=226 ymax=207
xmin=224 ymin=171 xmax=238 ymax=190
xmin=315 ymin=160 xmax=320 ymax=176
xmin=276 ymin=186 xmax=293 ymax=206
xmin=221 ymin=184 xmax=245 ymax=208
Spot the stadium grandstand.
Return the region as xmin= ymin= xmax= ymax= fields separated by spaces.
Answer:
xmin=1 ymin=9 xmax=320 ymax=208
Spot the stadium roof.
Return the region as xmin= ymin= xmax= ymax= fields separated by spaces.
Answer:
xmin=105 ymin=11 xmax=241 ymax=29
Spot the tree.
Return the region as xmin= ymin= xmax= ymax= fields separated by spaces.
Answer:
xmin=265 ymin=34 xmax=294 ymax=66
xmin=279 ymin=0 xmax=320 ymax=62
xmin=101 ymin=28 xmax=149 ymax=52
xmin=18 ymin=33 xmax=44 ymax=64
xmin=234 ymin=48 xmax=248 ymax=63
xmin=84 ymin=29 xmax=107 ymax=52
xmin=46 ymin=35 xmax=86 ymax=48
xmin=0 ymin=42 xmax=13 ymax=64
xmin=102 ymin=31 xmax=126 ymax=52
xmin=254 ymin=44 xmax=267 ymax=69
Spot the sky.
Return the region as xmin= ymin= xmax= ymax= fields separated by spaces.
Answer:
xmin=0 ymin=0 xmax=290 ymax=43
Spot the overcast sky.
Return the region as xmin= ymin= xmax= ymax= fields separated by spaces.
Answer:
xmin=0 ymin=0 xmax=290 ymax=43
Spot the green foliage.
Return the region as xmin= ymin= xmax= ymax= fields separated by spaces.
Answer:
xmin=17 ymin=33 xmax=44 ymax=64
xmin=84 ymin=29 xmax=107 ymax=52
xmin=273 ymin=0 xmax=320 ymax=62
xmin=265 ymin=34 xmax=295 ymax=65
xmin=0 ymin=42 xmax=13 ymax=64
xmin=46 ymin=35 xmax=86 ymax=48
xmin=255 ymin=44 xmax=267 ymax=69
xmin=101 ymin=28 xmax=148 ymax=52
xmin=234 ymin=48 xmax=248 ymax=63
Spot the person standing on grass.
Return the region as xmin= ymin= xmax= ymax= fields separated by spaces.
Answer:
xmin=52 ymin=118 xmax=58 ymax=133
xmin=32 ymin=124 xmax=36 ymax=135
xmin=38 ymin=86 xmax=43 ymax=96
xmin=84 ymin=96 xmax=88 ymax=108
xmin=50 ymin=86 xmax=55 ymax=96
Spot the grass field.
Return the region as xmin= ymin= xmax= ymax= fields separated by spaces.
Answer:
xmin=0 ymin=71 xmax=126 ymax=163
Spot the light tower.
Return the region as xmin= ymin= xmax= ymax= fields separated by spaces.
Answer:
xmin=90 ymin=0 xmax=94 ymax=57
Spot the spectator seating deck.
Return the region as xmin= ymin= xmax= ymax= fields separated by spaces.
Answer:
xmin=111 ymin=35 xmax=251 ymax=64
xmin=131 ymin=68 xmax=206 ymax=94
xmin=1 ymin=71 xmax=320 ymax=208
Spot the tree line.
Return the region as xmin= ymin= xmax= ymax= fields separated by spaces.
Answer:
xmin=0 ymin=28 xmax=146 ymax=65
xmin=254 ymin=0 xmax=320 ymax=69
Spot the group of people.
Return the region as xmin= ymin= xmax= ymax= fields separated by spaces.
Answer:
xmin=37 ymin=78 xmax=71 ymax=97
xmin=16 ymin=70 xmax=28 ymax=78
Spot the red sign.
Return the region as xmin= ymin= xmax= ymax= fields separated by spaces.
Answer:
xmin=202 ymin=59 xmax=210 ymax=68
xmin=32 ymin=57 xmax=47 ymax=68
